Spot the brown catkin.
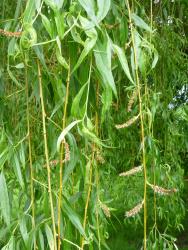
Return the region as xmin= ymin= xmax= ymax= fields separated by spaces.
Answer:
xmin=99 ymin=200 xmax=111 ymax=218
xmin=148 ymin=183 xmax=178 ymax=195
xmin=126 ymin=200 xmax=144 ymax=217
xmin=115 ymin=114 xmax=140 ymax=129
xmin=119 ymin=165 xmax=142 ymax=177
xmin=127 ymin=89 xmax=138 ymax=112
xmin=0 ymin=29 xmax=22 ymax=37
xmin=45 ymin=140 xmax=70 ymax=167
xmin=96 ymin=150 xmax=105 ymax=164
xmin=64 ymin=139 xmax=70 ymax=162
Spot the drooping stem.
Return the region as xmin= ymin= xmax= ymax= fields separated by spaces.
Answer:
xmin=37 ymin=59 xmax=57 ymax=250
xmin=81 ymin=61 xmax=93 ymax=250
xmin=150 ymin=0 xmax=157 ymax=233
xmin=126 ymin=1 xmax=147 ymax=249
xmin=95 ymin=81 xmax=101 ymax=249
xmin=81 ymin=151 xmax=94 ymax=250
xmin=57 ymin=60 xmax=71 ymax=250
xmin=25 ymin=56 xmax=36 ymax=250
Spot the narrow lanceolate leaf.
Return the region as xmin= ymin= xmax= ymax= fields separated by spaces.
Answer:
xmin=78 ymin=0 xmax=96 ymax=23
xmin=45 ymin=224 xmax=55 ymax=250
xmin=96 ymin=0 xmax=111 ymax=23
xmin=81 ymin=125 xmax=104 ymax=147
xmin=113 ymin=44 xmax=134 ymax=84
xmin=71 ymin=82 xmax=88 ymax=117
xmin=152 ymin=48 xmax=159 ymax=69
xmin=13 ymin=154 xmax=24 ymax=189
xmin=56 ymin=47 xmax=69 ymax=70
xmin=57 ymin=120 xmax=82 ymax=151
xmin=63 ymin=198 xmax=86 ymax=238
xmin=23 ymin=0 xmax=36 ymax=23
xmin=55 ymin=11 xmax=64 ymax=39
xmin=72 ymin=27 xmax=97 ymax=73
xmin=19 ymin=217 xmax=29 ymax=247
xmin=44 ymin=0 xmax=64 ymax=12
xmin=0 ymin=172 xmax=10 ymax=225
xmin=38 ymin=229 xmax=45 ymax=250
xmin=94 ymin=36 xmax=117 ymax=97
xmin=41 ymin=14 xmax=53 ymax=37
xmin=131 ymin=13 xmax=152 ymax=32
xmin=115 ymin=114 xmax=140 ymax=129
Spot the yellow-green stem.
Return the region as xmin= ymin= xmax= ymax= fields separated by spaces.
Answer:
xmin=57 ymin=61 xmax=71 ymax=250
xmin=37 ymin=60 xmax=57 ymax=250
xmin=25 ymin=58 xmax=36 ymax=250
xmin=150 ymin=0 xmax=157 ymax=231
xmin=126 ymin=1 xmax=147 ymax=249
xmin=81 ymin=152 xmax=94 ymax=250
xmin=95 ymin=81 xmax=101 ymax=249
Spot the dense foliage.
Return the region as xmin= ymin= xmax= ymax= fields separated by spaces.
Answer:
xmin=0 ymin=0 xmax=188 ymax=249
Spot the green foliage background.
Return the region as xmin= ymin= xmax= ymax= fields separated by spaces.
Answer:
xmin=0 ymin=0 xmax=188 ymax=249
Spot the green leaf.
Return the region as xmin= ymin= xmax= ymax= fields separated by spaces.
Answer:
xmin=21 ymin=25 xmax=37 ymax=49
xmin=41 ymin=14 xmax=53 ymax=37
xmin=38 ymin=229 xmax=44 ymax=250
xmin=7 ymin=63 xmax=22 ymax=88
xmin=81 ymin=125 xmax=104 ymax=147
xmin=19 ymin=216 xmax=29 ymax=247
xmin=101 ymin=86 xmax=112 ymax=122
xmin=56 ymin=47 xmax=69 ymax=70
xmin=152 ymin=48 xmax=159 ymax=69
xmin=55 ymin=11 xmax=64 ymax=39
xmin=131 ymin=13 xmax=152 ymax=32
xmin=96 ymin=0 xmax=111 ymax=22
xmin=34 ymin=46 xmax=49 ymax=72
xmin=23 ymin=0 xmax=36 ymax=23
xmin=63 ymin=197 xmax=86 ymax=238
xmin=14 ymin=63 xmax=24 ymax=69
xmin=57 ymin=120 xmax=82 ymax=151
xmin=44 ymin=0 xmax=64 ymax=12
xmin=94 ymin=35 xmax=117 ymax=96
xmin=71 ymin=82 xmax=88 ymax=117
xmin=0 ymin=148 xmax=9 ymax=170
xmin=8 ymin=38 xmax=18 ymax=57
xmin=72 ymin=24 xmax=97 ymax=73
xmin=13 ymin=154 xmax=24 ymax=189
xmin=67 ymin=15 xmax=84 ymax=45
xmin=0 ymin=172 xmax=10 ymax=225
xmin=78 ymin=0 xmax=96 ymax=23
xmin=112 ymin=44 xmax=134 ymax=84
xmin=45 ymin=224 xmax=55 ymax=250
xmin=35 ymin=0 xmax=41 ymax=11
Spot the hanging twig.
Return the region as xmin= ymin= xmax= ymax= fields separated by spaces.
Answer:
xmin=25 ymin=56 xmax=36 ymax=250
xmin=57 ymin=59 xmax=71 ymax=250
xmin=37 ymin=59 xmax=57 ymax=250
xmin=126 ymin=1 xmax=148 ymax=249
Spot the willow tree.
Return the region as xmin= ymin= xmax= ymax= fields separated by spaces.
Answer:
xmin=0 ymin=0 xmax=187 ymax=249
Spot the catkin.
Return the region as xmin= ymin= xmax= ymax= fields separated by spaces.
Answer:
xmin=115 ymin=114 xmax=140 ymax=129
xmin=126 ymin=200 xmax=144 ymax=217
xmin=96 ymin=150 xmax=105 ymax=164
xmin=119 ymin=165 xmax=142 ymax=177
xmin=99 ymin=200 xmax=111 ymax=218
xmin=45 ymin=140 xmax=70 ymax=167
xmin=148 ymin=183 xmax=177 ymax=195
xmin=0 ymin=29 xmax=22 ymax=37
xmin=127 ymin=89 xmax=138 ymax=112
